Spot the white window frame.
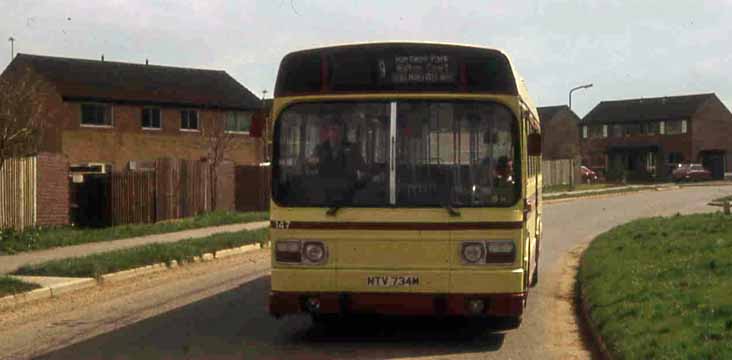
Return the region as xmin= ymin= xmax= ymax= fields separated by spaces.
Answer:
xmin=659 ymin=120 xmax=665 ymax=135
xmin=224 ymin=111 xmax=252 ymax=135
xmin=681 ymin=119 xmax=688 ymax=134
xmin=80 ymin=103 xmax=114 ymax=128
xmin=180 ymin=109 xmax=200 ymax=132
xmin=602 ymin=124 xmax=608 ymax=138
xmin=141 ymin=107 xmax=163 ymax=131
xmin=582 ymin=125 xmax=588 ymax=139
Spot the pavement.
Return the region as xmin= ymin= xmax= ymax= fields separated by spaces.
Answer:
xmin=0 ymin=221 xmax=269 ymax=275
xmin=3 ymin=184 xmax=732 ymax=360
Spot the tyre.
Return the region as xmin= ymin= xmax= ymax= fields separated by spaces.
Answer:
xmin=310 ymin=313 xmax=341 ymax=327
xmin=492 ymin=315 xmax=523 ymax=330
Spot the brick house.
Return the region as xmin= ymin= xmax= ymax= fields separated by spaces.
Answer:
xmin=1 ymin=54 xmax=264 ymax=171
xmin=579 ymin=93 xmax=732 ymax=181
xmin=537 ymin=105 xmax=581 ymax=160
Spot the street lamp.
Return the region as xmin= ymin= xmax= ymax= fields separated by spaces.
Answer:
xmin=569 ymin=83 xmax=593 ymax=110
xmin=8 ymin=36 xmax=15 ymax=61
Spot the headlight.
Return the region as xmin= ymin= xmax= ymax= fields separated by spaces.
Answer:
xmin=275 ymin=240 xmax=301 ymax=263
xmin=486 ymin=240 xmax=515 ymax=254
xmin=275 ymin=240 xmax=328 ymax=264
xmin=485 ymin=240 xmax=516 ymax=263
xmin=461 ymin=242 xmax=486 ymax=264
xmin=460 ymin=240 xmax=516 ymax=265
xmin=303 ymin=241 xmax=327 ymax=263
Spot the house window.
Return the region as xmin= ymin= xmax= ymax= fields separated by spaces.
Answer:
xmin=225 ymin=111 xmax=252 ymax=133
xmin=141 ymin=108 xmax=161 ymax=129
xmin=666 ymin=119 xmax=687 ymax=135
xmin=180 ymin=110 xmax=199 ymax=131
xmin=623 ymin=123 xmax=641 ymax=136
xmin=582 ymin=125 xmax=588 ymax=139
xmin=611 ymin=124 xmax=623 ymax=137
xmin=602 ymin=125 xmax=608 ymax=138
xmin=589 ymin=125 xmax=604 ymax=138
xmin=642 ymin=121 xmax=660 ymax=135
xmin=659 ymin=121 xmax=665 ymax=134
xmin=81 ymin=103 xmax=113 ymax=126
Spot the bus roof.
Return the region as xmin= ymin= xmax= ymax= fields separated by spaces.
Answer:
xmin=275 ymin=41 xmax=539 ymax=120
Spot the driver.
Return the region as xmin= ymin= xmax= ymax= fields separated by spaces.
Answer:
xmin=307 ymin=121 xmax=367 ymax=202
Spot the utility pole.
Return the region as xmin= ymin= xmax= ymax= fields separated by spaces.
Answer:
xmin=8 ymin=36 xmax=15 ymax=61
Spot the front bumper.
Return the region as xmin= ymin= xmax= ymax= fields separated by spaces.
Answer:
xmin=269 ymin=291 xmax=526 ymax=318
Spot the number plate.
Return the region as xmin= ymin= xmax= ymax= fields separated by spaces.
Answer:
xmin=366 ymin=275 xmax=420 ymax=287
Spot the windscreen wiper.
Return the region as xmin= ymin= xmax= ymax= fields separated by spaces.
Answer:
xmin=326 ymin=205 xmax=341 ymax=217
xmin=444 ymin=203 xmax=461 ymax=217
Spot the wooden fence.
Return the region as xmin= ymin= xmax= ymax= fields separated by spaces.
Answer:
xmin=155 ymin=158 xmax=211 ymax=221
xmin=235 ymin=165 xmax=270 ymax=212
xmin=542 ymin=159 xmax=577 ymax=187
xmin=109 ymin=172 xmax=156 ymax=225
xmin=71 ymin=158 xmax=235 ymax=227
xmin=0 ymin=156 xmax=37 ymax=230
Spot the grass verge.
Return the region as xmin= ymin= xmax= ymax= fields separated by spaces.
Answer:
xmin=578 ymin=213 xmax=732 ymax=359
xmin=714 ymin=195 xmax=732 ymax=203
xmin=543 ymin=186 xmax=650 ymax=201
xmin=12 ymin=229 xmax=269 ymax=278
xmin=0 ymin=211 xmax=268 ymax=254
xmin=543 ymin=183 xmax=619 ymax=194
xmin=0 ymin=276 xmax=41 ymax=298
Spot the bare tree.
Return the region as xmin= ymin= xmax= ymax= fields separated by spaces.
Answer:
xmin=0 ymin=67 xmax=47 ymax=171
xmin=201 ymin=113 xmax=242 ymax=211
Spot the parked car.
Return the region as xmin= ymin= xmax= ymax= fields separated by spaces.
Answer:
xmin=580 ymin=165 xmax=599 ymax=183
xmin=671 ymin=163 xmax=712 ymax=182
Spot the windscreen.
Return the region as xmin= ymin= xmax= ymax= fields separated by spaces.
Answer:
xmin=273 ymin=102 xmax=391 ymax=206
xmin=396 ymin=101 xmax=518 ymax=207
xmin=273 ymin=101 xmax=519 ymax=207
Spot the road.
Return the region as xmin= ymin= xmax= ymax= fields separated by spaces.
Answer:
xmin=2 ymin=185 xmax=731 ymax=360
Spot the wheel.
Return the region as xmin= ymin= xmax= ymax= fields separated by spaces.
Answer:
xmin=310 ymin=313 xmax=341 ymax=327
xmin=492 ymin=315 xmax=523 ymax=330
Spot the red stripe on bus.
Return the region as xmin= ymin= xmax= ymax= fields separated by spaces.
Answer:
xmin=270 ymin=221 xmax=522 ymax=230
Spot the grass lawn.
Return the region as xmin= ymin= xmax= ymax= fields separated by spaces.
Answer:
xmin=13 ymin=228 xmax=268 ymax=278
xmin=0 ymin=276 xmax=41 ymax=298
xmin=0 ymin=211 xmax=268 ymax=255
xmin=543 ymin=183 xmax=619 ymax=194
xmin=579 ymin=213 xmax=732 ymax=359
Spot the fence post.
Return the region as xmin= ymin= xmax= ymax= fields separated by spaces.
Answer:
xmin=724 ymin=200 xmax=730 ymax=215
xmin=569 ymin=159 xmax=575 ymax=190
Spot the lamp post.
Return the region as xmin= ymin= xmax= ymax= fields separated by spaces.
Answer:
xmin=8 ymin=36 xmax=15 ymax=61
xmin=569 ymin=83 xmax=593 ymax=110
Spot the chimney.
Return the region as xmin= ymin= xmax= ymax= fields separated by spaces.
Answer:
xmin=145 ymin=59 xmax=149 ymax=65
xmin=101 ymin=54 xmax=105 ymax=62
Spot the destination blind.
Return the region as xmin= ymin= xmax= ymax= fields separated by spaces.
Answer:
xmin=274 ymin=43 xmax=518 ymax=96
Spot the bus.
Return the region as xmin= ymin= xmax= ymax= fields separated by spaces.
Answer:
xmin=257 ymin=42 xmax=542 ymax=327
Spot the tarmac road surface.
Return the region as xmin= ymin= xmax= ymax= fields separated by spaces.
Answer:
xmin=2 ymin=185 xmax=731 ymax=360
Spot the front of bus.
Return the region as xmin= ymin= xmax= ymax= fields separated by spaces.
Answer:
xmin=268 ymin=43 xmax=533 ymax=321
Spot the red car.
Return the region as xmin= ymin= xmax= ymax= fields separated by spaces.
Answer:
xmin=580 ymin=165 xmax=599 ymax=183
xmin=672 ymin=163 xmax=712 ymax=182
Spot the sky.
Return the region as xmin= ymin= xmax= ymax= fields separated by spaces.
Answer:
xmin=1 ymin=0 xmax=730 ymax=117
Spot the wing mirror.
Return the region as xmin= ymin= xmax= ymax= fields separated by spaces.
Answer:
xmin=249 ymin=111 xmax=265 ymax=138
